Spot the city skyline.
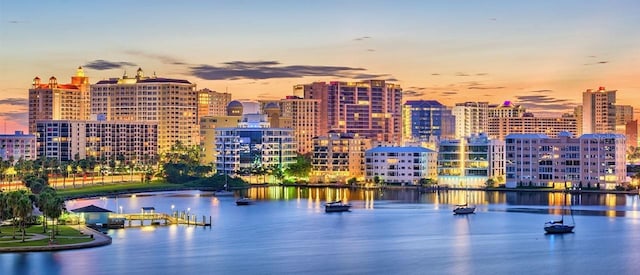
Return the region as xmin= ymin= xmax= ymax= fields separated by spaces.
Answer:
xmin=1 ymin=0 xmax=639 ymax=132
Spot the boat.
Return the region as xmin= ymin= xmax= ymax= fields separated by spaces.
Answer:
xmin=453 ymin=203 xmax=476 ymax=215
xmin=324 ymin=200 xmax=351 ymax=213
xmin=544 ymin=192 xmax=575 ymax=234
xmin=236 ymin=197 xmax=253 ymax=206
xmin=214 ymin=186 xmax=234 ymax=197
xmin=453 ymin=183 xmax=475 ymax=215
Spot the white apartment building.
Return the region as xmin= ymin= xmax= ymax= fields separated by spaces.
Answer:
xmin=505 ymin=132 xmax=626 ymax=190
xmin=487 ymin=113 xmax=578 ymax=140
xmin=91 ymin=68 xmax=198 ymax=153
xmin=214 ymin=114 xmax=297 ymax=181
xmin=438 ymin=133 xmax=505 ymax=188
xmin=582 ymin=87 xmax=616 ymax=134
xmin=453 ymin=102 xmax=489 ymax=139
xmin=365 ymin=146 xmax=437 ymax=185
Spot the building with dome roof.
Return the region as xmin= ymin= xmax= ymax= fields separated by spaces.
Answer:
xmin=28 ymin=67 xmax=90 ymax=134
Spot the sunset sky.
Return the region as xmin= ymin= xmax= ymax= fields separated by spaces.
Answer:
xmin=1 ymin=0 xmax=638 ymax=133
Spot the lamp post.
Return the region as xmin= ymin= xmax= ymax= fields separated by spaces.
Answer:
xmin=119 ymin=206 xmax=123 ymax=215
xmin=171 ymin=204 xmax=175 ymax=217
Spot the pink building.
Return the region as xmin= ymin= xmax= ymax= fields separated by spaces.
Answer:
xmin=505 ymin=132 xmax=626 ymax=190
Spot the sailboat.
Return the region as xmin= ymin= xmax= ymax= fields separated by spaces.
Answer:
xmin=214 ymin=175 xmax=234 ymax=197
xmin=544 ymin=192 xmax=575 ymax=234
xmin=453 ymin=185 xmax=475 ymax=215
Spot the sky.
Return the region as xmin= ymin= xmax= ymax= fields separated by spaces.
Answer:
xmin=1 ymin=0 xmax=639 ymax=133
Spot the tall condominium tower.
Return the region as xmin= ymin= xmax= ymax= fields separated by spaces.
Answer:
xmin=582 ymin=87 xmax=616 ymax=134
xmin=198 ymin=88 xmax=231 ymax=118
xmin=296 ymin=80 xmax=402 ymax=143
xmin=91 ymin=68 xmax=198 ymax=153
xmin=28 ymin=67 xmax=90 ymax=134
xmin=279 ymin=96 xmax=320 ymax=154
xmin=402 ymin=100 xmax=455 ymax=141
xmin=452 ymin=102 xmax=489 ymax=139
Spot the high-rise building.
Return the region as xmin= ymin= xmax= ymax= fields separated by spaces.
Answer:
xmin=615 ymin=105 xmax=634 ymax=126
xmin=574 ymin=106 xmax=583 ymax=136
xmin=297 ymin=80 xmax=402 ymax=142
xmin=310 ymin=131 xmax=372 ymax=183
xmin=505 ymin=132 xmax=626 ymax=190
xmin=91 ymin=68 xmax=198 ymax=153
xmin=626 ymin=120 xmax=638 ymax=148
xmin=28 ymin=67 xmax=90 ymax=134
xmin=198 ymin=88 xmax=231 ymax=118
xmin=487 ymin=113 xmax=578 ymax=140
xmin=0 ymin=131 xmax=36 ymax=162
xmin=402 ymin=100 xmax=455 ymax=142
xmin=279 ymin=96 xmax=320 ymax=154
xmin=452 ymin=102 xmax=489 ymax=139
xmin=582 ymin=87 xmax=616 ymax=134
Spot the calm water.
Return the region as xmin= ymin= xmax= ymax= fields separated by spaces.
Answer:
xmin=2 ymin=187 xmax=640 ymax=275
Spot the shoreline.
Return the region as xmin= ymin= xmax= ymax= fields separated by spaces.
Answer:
xmin=61 ymin=183 xmax=640 ymax=200
xmin=0 ymin=226 xmax=112 ymax=253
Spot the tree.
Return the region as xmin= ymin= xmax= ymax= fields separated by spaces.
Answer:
xmin=15 ymin=195 xmax=33 ymax=242
xmin=0 ymin=192 xmax=7 ymax=233
xmin=39 ymin=188 xmax=63 ymax=242
xmin=284 ymin=155 xmax=311 ymax=180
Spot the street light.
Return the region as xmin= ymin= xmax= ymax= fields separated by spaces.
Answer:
xmin=119 ymin=206 xmax=123 ymax=214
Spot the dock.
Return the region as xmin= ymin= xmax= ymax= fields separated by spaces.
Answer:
xmin=108 ymin=211 xmax=212 ymax=228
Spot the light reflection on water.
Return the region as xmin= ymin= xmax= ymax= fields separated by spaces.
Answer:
xmin=1 ymin=188 xmax=640 ymax=275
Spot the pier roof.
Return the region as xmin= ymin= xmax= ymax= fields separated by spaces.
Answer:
xmin=70 ymin=205 xmax=113 ymax=213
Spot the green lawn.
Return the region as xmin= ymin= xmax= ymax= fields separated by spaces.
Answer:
xmin=0 ymin=225 xmax=92 ymax=247
xmin=57 ymin=181 xmax=188 ymax=198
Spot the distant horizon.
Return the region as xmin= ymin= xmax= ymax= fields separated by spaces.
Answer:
xmin=2 ymin=0 xmax=639 ymax=132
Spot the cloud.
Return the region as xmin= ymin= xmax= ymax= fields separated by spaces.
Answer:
xmin=476 ymin=73 xmax=488 ymax=76
xmin=441 ymin=91 xmax=459 ymax=95
xmin=84 ymin=60 xmax=137 ymax=70
xmin=402 ymin=90 xmax=425 ymax=97
xmin=0 ymin=98 xmax=28 ymax=121
xmin=367 ymin=49 xmax=376 ymax=52
xmin=354 ymin=36 xmax=371 ymax=41
xmin=256 ymin=92 xmax=279 ymax=99
xmin=583 ymin=60 xmax=609 ymax=66
xmin=455 ymin=72 xmax=470 ymax=77
xmin=468 ymin=86 xmax=506 ymax=90
xmin=385 ymin=78 xmax=398 ymax=82
xmin=528 ymin=89 xmax=553 ymax=93
xmin=431 ymin=73 xmax=440 ymax=76
xmin=190 ymin=61 xmax=392 ymax=80
xmin=0 ymin=98 xmax=28 ymax=106
xmin=515 ymin=95 xmax=577 ymax=111
xmin=123 ymin=50 xmax=186 ymax=65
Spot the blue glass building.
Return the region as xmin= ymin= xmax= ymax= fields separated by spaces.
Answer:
xmin=403 ymin=100 xmax=455 ymax=141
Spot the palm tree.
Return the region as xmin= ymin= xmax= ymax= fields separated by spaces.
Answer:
xmin=15 ymin=195 xmax=32 ymax=242
xmin=40 ymin=189 xmax=63 ymax=242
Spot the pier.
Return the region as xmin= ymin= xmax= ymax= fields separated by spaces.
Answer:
xmin=108 ymin=207 xmax=212 ymax=228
